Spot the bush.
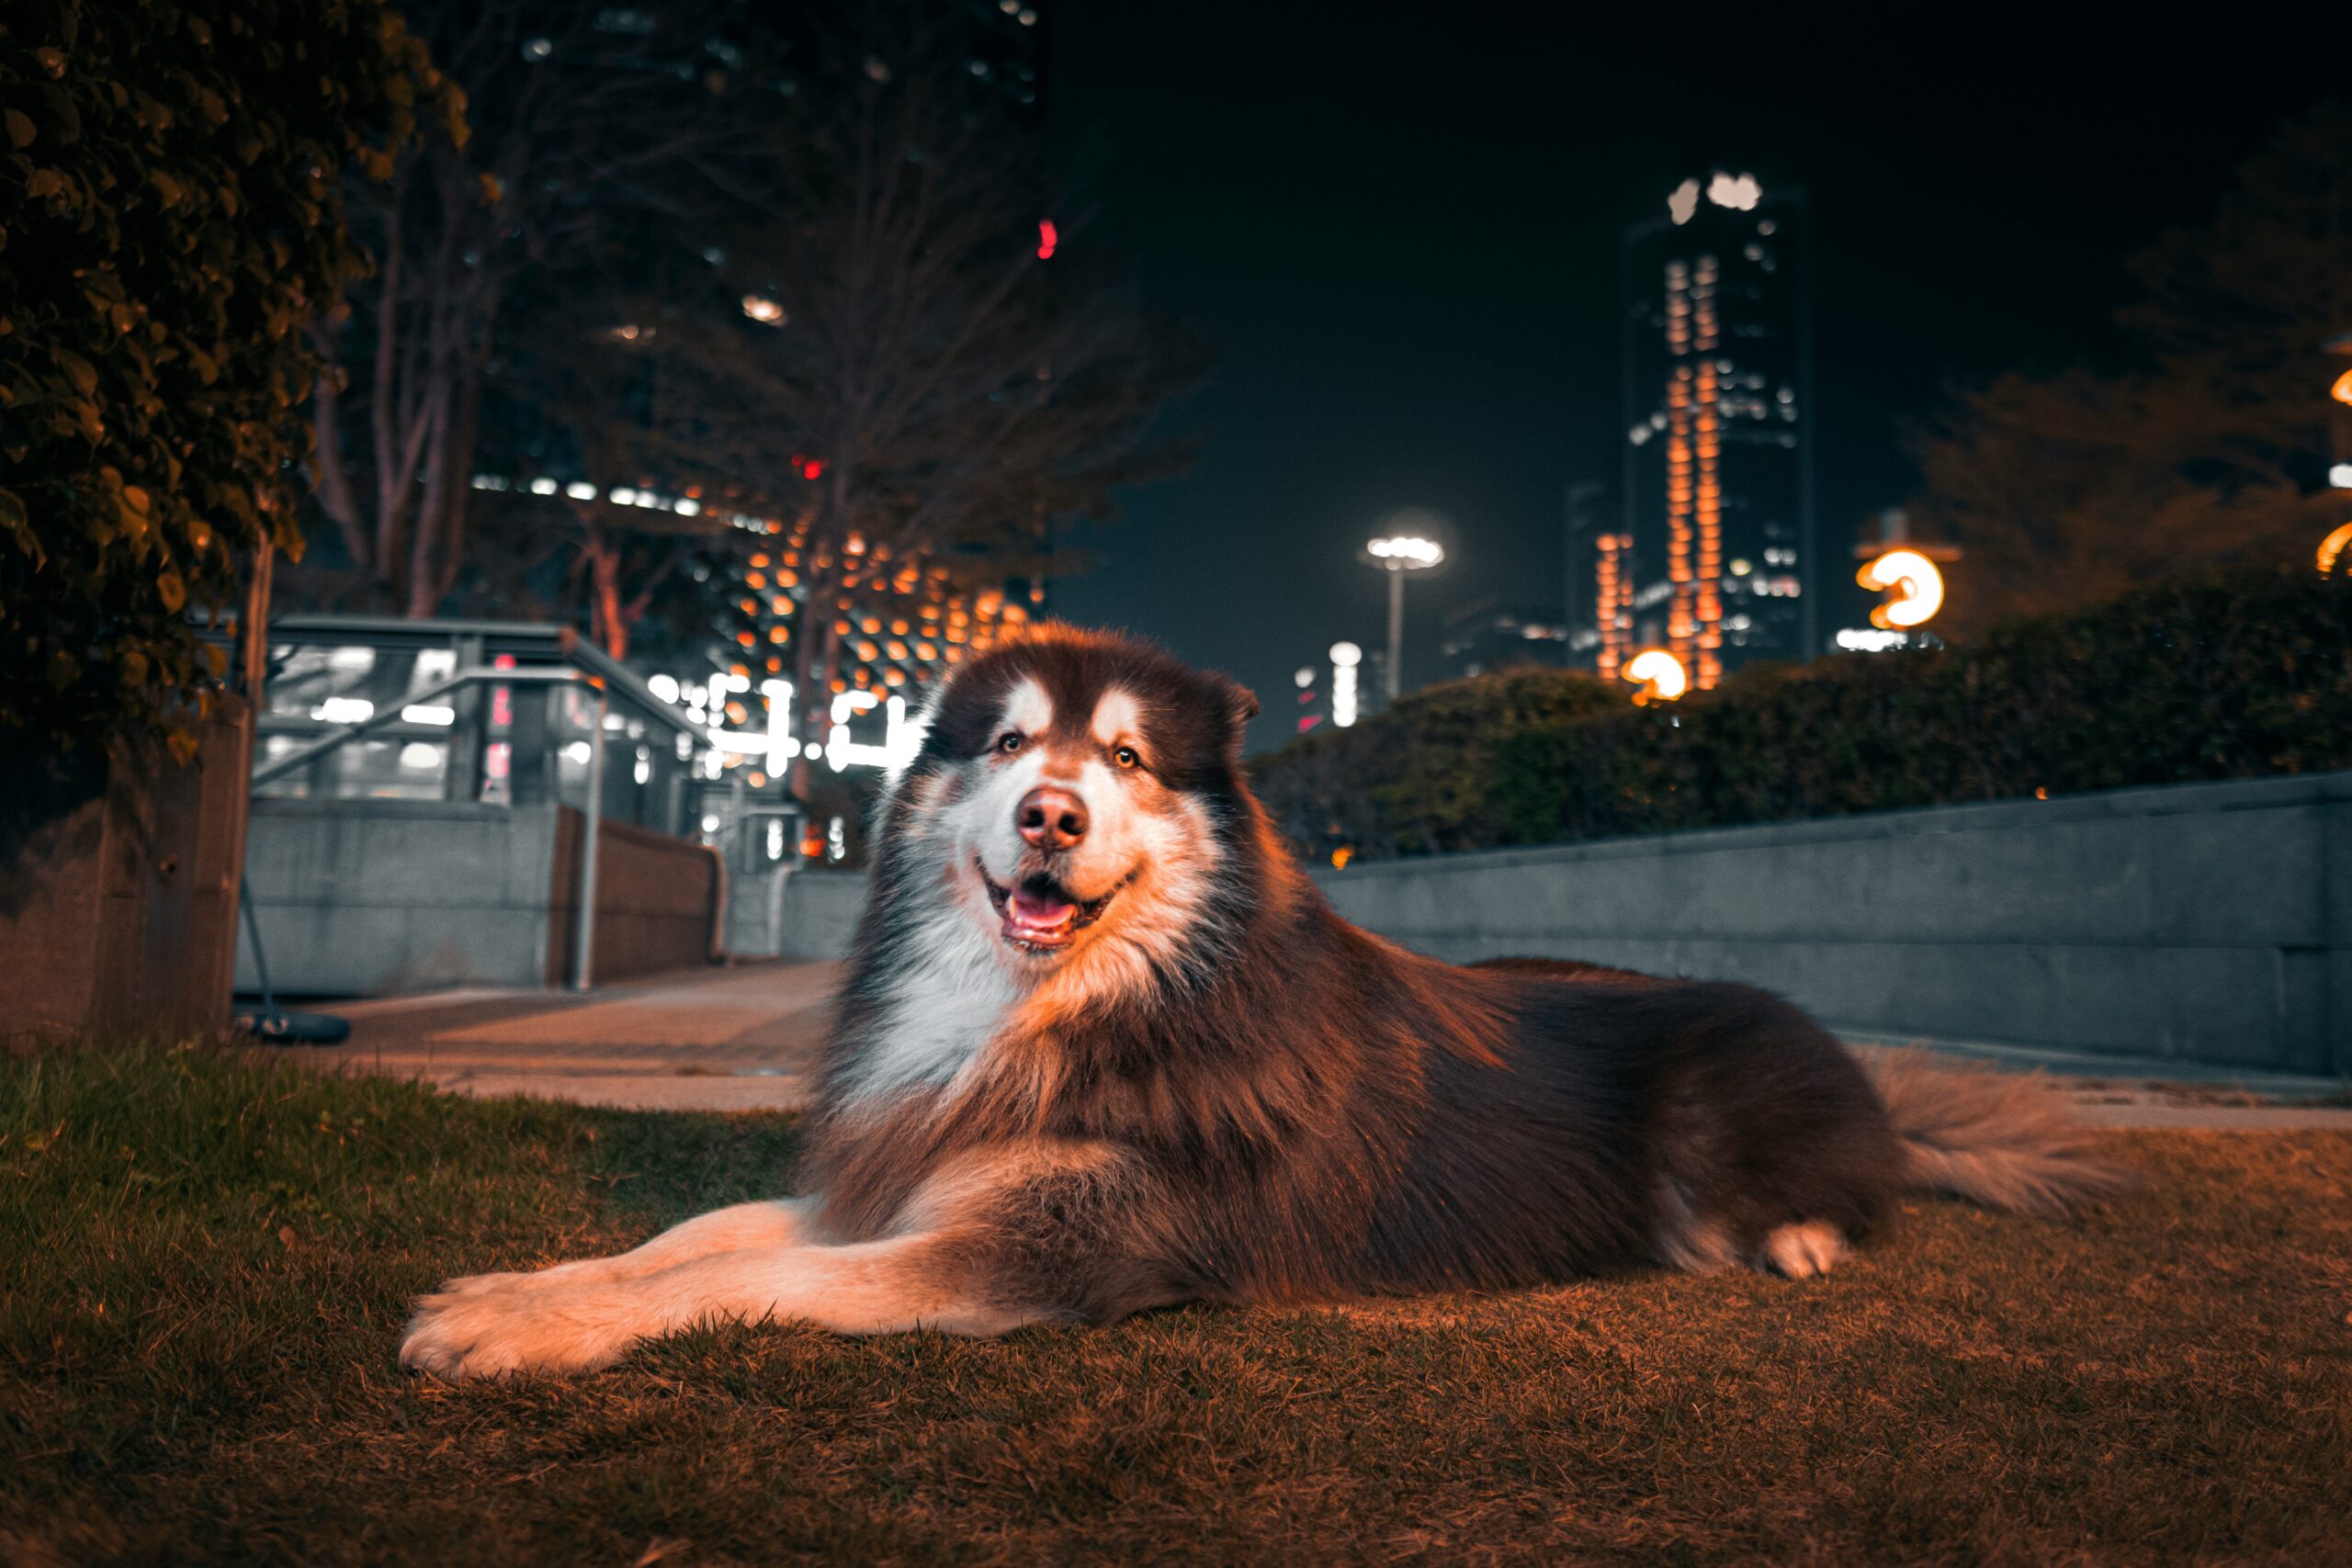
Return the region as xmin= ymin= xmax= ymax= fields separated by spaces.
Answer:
xmin=1252 ymin=558 xmax=2352 ymax=860
xmin=1250 ymin=666 xmax=1625 ymax=858
xmin=0 ymin=0 xmax=451 ymax=755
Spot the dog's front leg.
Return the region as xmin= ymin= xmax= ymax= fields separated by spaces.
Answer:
xmin=397 ymin=1226 xmax=1038 ymax=1382
xmin=426 ymin=1198 xmax=811 ymax=1302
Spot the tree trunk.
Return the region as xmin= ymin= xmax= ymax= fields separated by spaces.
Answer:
xmin=402 ymin=385 xmax=454 ymax=617
xmin=591 ymin=542 xmax=628 ymax=660
xmin=308 ymin=338 xmax=372 ymax=575
xmin=430 ymin=350 xmax=489 ymax=608
xmin=368 ymin=206 xmax=407 ymax=596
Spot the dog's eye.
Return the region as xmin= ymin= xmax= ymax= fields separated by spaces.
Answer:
xmin=1113 ymin=746 xmax=1139 ymax=770
xmin=996 ymin=731 xmax=1024 ymax=755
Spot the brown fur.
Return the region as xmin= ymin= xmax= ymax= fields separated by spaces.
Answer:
xmin=398 ymin=626 xmax=2135 ymax=1380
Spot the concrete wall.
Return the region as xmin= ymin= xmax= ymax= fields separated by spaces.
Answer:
xmin=726 ymin=864 xmax=791 ymax=959
xmin=237 ymin=799 xmax=560 ymax=995
xmin=1315 ymin=772 xmax=2351 ymax=1076
xmin=762 ymin=773 xmax=2348 ymax=1075
xmin=239 ymin=800 xmax=726 ymax=995
xmin=776 ymin=870 xmax=870 ymax=961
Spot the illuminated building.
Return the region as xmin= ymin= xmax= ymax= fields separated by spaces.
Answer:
xmin=1612 ymin=171 xmax=1815 ymax=685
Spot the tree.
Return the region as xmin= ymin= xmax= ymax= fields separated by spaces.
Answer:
xmin=681 ymin=13 xmax=1208 ymax=794
xmin=1912 ymin=103 xmax=2351 ymax=636
xmin=300 ymin=0 xmax=768 ymax=618
xmin=0 ymin=0 xmax=451 ymax=754
xmin=470 ymin=299 xmax=747 ymax=660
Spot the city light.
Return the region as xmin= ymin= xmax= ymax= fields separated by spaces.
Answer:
xmin=1706 ymin=171 xmax=1763 ymax=211
xmin=1668 ymin=178 xmax=1700 ymax=225
xmin=2331 ymin=463 xmax=2352 ymax=489
xmin=1836 ymin=628 xmax=1910 ymax=653
xmin=1329 ymin=640 xmax=1361 ymax=728
xmin=824 ymin=690 xmax=920 ymax=772
xmin=1624 ymin=649 xmax=1687 ymax=704
xmin=1037 ymin=219 xmax=1057 ymax=260
xmin=2320 ymin=521 xmax=2352 ymax=577
xmin=764 ymin=678 xmax=798 ymax=762
xmin=741 ymin=294 xmax=786 ymax=326
xmin=1858 ymin=548 xmax=1945 ymax=629
xmin=1365 ymin=535 xmax=1444 ymax=565
xmin=2332 ymin=367 xmax=2352 ymax=407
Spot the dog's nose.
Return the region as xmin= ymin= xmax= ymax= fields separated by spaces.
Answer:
xmin=1016 ymin=786 xmax=1089 ymax=851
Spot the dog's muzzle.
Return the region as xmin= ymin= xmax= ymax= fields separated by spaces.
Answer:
xmin=977 ymin=860 xmax=1122 ymax=954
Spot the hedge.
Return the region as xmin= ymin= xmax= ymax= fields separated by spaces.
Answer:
xmin=0 ymin=0 xmax=452 ymax=755
xmin=1251 ymin=557 xmax=2352 ymax=860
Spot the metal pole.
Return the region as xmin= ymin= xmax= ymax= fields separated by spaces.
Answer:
xmin=571 ymin=692 xmax=607 ymax=992
xmin=1385 ymin=567 xmax=1404 ymax=702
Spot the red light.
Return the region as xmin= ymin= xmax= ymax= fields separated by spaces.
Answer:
xmin=1036 ymin=219 xmax=1057 ymax=260
xmin=803 ymin=459 xmax=822 ymax=480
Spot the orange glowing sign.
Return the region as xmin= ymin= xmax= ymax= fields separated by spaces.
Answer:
xmin=2332 ymin=367 xmax=2352 ymax=407
xmin=2319 ymin=521 xmax=2352 ymax=576
xmin=1624 ymin=649 xmax=1688 ymax=704
xmin=1858 ymin=549 xmax=1945 ymax=629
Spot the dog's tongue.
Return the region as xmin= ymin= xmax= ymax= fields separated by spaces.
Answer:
xmin=1008 ymin=886 xmax=1079 ymax=941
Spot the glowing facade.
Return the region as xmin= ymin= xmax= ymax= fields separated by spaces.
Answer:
xmin=1612 ymin=173 xmax=1815 ymax=687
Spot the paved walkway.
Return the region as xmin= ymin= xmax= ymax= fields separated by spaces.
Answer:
xmin=287 ymin=961 xmax=840 ymax=1111
xmin=268 ymin=962 xmax=2352 ymax=1129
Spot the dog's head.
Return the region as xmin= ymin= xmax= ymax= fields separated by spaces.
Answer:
xmin=886 ymin=625 xmax=1260 ymax=972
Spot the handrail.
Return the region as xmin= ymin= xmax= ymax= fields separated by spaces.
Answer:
xmin=556 ymin=627 xmax=702 ymax=739
xmin=246 ymin=663 xmax=616 ymax=991
xmin=248 ymin=666 xmax=594 ymax=788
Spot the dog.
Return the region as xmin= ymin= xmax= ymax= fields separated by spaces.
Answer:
xmin=399 ymin=625 xmax=2129 ymax=1380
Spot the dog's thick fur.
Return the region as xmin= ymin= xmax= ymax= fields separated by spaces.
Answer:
xmin=400 ymin=626 xmax=2131 ymax=1380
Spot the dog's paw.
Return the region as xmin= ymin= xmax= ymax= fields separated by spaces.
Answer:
xmin=397 ymin=1280 xmax=638 ymax=1382
xmin=1758 ymin=1220 xmax=1848 ymax=1280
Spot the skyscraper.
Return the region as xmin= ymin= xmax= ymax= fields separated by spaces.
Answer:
xmin=1611 ymin=172 xmax=1815 ymax=687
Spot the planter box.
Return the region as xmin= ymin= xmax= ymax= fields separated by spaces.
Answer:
xmin=0 ymin=698 xmax=253 ymax=1040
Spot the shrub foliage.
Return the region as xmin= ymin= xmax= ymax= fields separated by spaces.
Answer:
xmin=0 ymin=0 xmax=452 ymax=754
xmin=1252 ymin=558 xmax=2352 ymax=860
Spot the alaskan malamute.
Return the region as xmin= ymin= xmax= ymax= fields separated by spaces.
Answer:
xmin=401 ymin=626 xmax=2127 ymax=1380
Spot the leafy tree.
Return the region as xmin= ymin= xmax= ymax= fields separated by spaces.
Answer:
xmin=1912 ymin=103 xmax=2351 ymax=636
xmin=0 ymin=0 xmax=452 ymax=754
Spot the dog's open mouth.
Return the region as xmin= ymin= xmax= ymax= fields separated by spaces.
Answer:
xmin=978 ymin=862 xmax=1120 ymax=953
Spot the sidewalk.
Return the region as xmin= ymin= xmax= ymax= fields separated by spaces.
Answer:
xmin=266 ymin=962 xmax=2352 ymax=1129
xmin=280 ymin=960 xmax=840 ymax=1111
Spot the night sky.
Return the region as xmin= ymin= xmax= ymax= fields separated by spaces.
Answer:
xmin=1043 ymin=5 xmax=2342 ymax=751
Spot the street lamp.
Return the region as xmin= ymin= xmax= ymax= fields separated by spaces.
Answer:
xmin=1363 ymin=510 xmax=1450 ymax=703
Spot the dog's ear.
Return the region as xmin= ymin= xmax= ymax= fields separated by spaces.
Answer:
xmin=1226 ymin=681 xmax=1261 ymax=728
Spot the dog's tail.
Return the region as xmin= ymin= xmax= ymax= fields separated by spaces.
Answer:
xmin=1861 ymin=1048 xmax=2137 ymax=1215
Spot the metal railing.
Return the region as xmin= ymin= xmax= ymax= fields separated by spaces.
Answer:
xmin=246 ymin=630 xmax=652 ymax=992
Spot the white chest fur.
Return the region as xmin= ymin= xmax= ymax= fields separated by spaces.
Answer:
xmin=837 ymin=900 xmax=1019 ymax=1106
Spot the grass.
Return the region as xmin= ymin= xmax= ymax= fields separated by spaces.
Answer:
xmin=3 ymin=1043 xmax=2348 ymax=1566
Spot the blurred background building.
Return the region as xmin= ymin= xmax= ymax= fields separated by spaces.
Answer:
xmin=1596 ymin=172 xmax=1816 ymax=687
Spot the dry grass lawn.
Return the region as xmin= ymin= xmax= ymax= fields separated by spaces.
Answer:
xmin=3 ymin=1042 xmax=2348 ymax=1565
